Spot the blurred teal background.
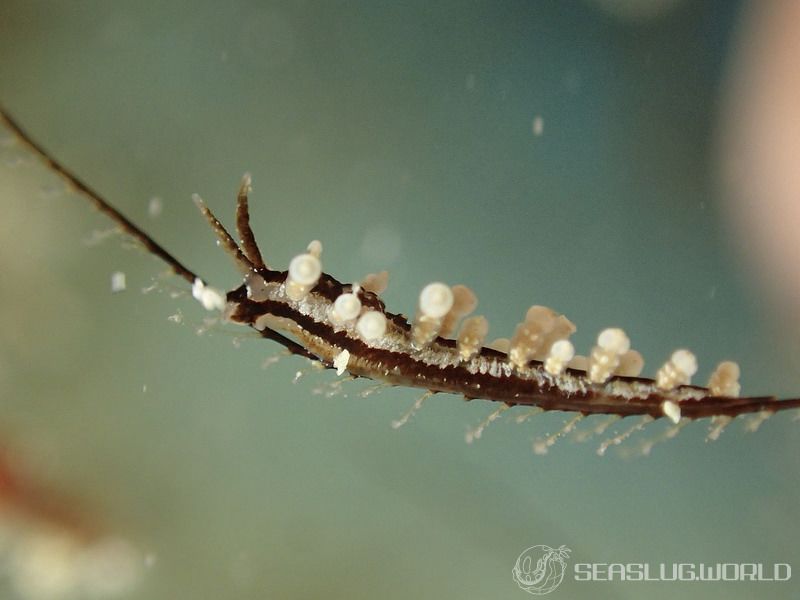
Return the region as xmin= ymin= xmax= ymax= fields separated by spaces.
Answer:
xmin=1 ymin=1 xmax=799 ymax=599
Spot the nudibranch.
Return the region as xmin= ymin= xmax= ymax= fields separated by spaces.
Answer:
xmin=3 ymin=106 xmax=799 ymax=453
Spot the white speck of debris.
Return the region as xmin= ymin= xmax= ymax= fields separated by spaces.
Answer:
xmin=192 ymin=278 xmax=226 ymax=311
xmin=532 ymin=115 xmax=544 ymax=136
xmin=148 ymin=197 xmax=163 ymax=218
xmin=333 ymin=349 xmax=350 ymax=376
xmin=110 ymin=271 xmax=126 ymax=293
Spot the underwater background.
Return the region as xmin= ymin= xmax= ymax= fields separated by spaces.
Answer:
xmin=0 ymin=1 xmax=798 ymax=598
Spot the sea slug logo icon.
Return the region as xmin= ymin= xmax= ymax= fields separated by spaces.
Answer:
xmin=512 ymin=545 xmax=571 ymax=595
